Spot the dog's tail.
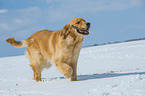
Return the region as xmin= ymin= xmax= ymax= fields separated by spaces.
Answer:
xmin=6 ymin=37 xmax=29 ymax=48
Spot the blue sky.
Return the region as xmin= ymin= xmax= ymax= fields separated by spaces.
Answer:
xmin=0 ymin=0 xmax=145 ymax=57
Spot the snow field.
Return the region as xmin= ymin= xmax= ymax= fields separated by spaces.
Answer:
xmin=0 ymin=40 xmax=145 ymax=96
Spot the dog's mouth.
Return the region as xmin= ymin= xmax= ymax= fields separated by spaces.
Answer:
xmin=72 ymin=25 xmax=89 ymax=35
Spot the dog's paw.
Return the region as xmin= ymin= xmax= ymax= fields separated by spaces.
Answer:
xmin=64 ymin=68 xmax=73 ymax=78
xmin=64 ymin=73 xmax=71 ymax=78
xmin=35 ymin=78 xmax=42 ymax=82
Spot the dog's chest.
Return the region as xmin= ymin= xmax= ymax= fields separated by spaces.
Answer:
xmin=55 ymin=36 xmax=83 ymax=63
xmin=65 ymin=36 xmax=74 ymax=45
xmin=62 ymin=36 xmax=83 ymax=54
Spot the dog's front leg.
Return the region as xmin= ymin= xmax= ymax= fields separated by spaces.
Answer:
xmin=71 ymin=67 xmax=77 ymax=81
xmin=54 ymin=60 xmax=73 ymax=79
xmin=70 ymin=62 xmax=77 ymax=81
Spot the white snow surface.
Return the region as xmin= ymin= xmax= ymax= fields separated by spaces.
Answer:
xmin=1 ymin=40 xmax=145 ymax=96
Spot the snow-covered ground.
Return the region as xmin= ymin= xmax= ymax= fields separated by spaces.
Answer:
xmin=0 ymin=40 xmax=145 ymax=96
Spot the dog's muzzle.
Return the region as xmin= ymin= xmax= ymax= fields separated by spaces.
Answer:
xmin=72 ymin=23 xmax=90 ymax=35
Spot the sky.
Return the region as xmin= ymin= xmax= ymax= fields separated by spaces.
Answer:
xmin=0 ymin=0 xmax=145 ymax=57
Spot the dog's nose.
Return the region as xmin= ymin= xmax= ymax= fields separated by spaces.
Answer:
xmin=86 ymin=22 xmax=90 ymax=26
xmin=86 ymin=22 xmax=90 ymax=29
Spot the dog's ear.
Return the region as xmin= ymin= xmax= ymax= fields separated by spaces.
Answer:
xmin=61 ymin=24 xmax=71 ymax=39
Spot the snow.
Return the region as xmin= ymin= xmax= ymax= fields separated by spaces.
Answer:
xmin=0 ymin=40 xmax=145 ymax=96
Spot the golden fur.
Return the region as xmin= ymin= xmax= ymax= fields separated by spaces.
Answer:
xmin=6 ymin=17 xmax=90 ymax=82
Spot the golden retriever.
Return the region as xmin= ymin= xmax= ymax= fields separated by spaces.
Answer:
xmin=6 ymin=17 xmax=90 ymax=82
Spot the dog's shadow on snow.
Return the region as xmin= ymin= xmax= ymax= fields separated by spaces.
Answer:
xmin=42 ymin=71 xmax=145 ymax=82
xmin=77 ymin=71 xmax=145 ymax=81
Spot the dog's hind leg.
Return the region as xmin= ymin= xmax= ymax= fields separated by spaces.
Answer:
xmin=26 ymin=49 xmax=47 ymax=82
xmin=30 ymin=63 xmax=43 ymax=82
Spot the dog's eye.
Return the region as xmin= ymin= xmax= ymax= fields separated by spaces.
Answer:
xmin=76 ymin=21 xmax=80 ymax=24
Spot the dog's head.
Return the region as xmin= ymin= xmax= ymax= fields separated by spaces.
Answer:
xmin=62 ymin=17 xmax=90 ymax=39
